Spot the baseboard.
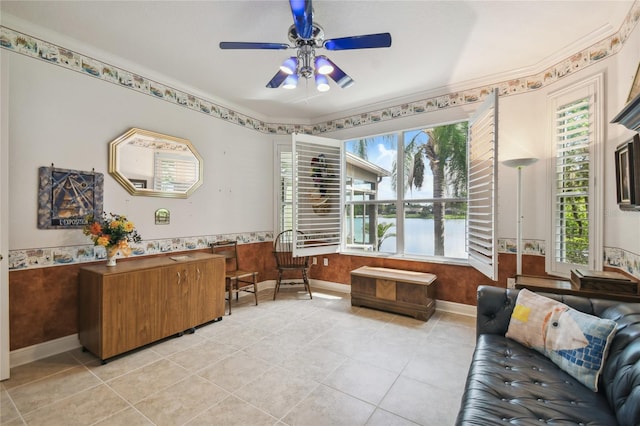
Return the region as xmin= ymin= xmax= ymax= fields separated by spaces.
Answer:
xmin=257 ymin=279 xmax=351 ymax=294
xmin=10 ymin=334 xmax=81 ymax=368
xmin=310 ymin=279 xmax=351 ymax=293
xmin=435 ymin=299 xmax=477 ymax=317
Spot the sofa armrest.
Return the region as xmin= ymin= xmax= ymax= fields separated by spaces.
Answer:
xmin=475 ymin=285 xmax=520 ymax=337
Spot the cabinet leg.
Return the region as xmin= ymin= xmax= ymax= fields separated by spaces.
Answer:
xmin=177 ymin=331 xmax=184 ymax=337
xmin=81 ymin=346 xmax=87 ymax=353
xmin=186 ymin=327 xmax=196 ymax=334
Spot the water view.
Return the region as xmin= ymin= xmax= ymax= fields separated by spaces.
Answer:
xmin=351 ymin=217 xmax=468 ymax=259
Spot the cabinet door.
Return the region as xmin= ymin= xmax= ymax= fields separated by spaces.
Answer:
xmin=185 ymin=258 xmax=224 ymax=327
xmin=102 ymin=269 xmax=157 ymax=358
xmin=157 ymin=264 xmax=190 ymax=336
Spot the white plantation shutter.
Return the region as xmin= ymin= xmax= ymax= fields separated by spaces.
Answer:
xmin=278 ymin=149 xmax=294 ymax=232
xmin=554 ymin=97 xmax=591 ymax=266
xmin=154 ymin=152 xmax=199 ymax=192
xmin=467 ymin=91 xmax=498 ymax=280
xmin=548 ymin=74 xmax=603 ymax=275
xmin=292 ymin=133 xmax=343 ymax=256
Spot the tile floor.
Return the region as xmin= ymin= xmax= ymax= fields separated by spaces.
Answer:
xmin=1 ymin=288 xmax=476 ymax=425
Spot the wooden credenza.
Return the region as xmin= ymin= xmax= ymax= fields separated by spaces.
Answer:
xmin=350 ymin=266 xmax=437 ymax=321
xmin=78 ymin=252 xmax=225 ymax=362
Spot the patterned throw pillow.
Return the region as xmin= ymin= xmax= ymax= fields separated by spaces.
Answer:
xmin=506 ymin=289 xmax=617 ymax=391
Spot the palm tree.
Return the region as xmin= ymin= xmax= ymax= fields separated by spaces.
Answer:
xmin=377 ymin=222 xmax=396 ymax=251
xmin=402 ymin=123 xmax=468 ymax=256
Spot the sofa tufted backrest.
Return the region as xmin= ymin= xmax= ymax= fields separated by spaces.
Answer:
xmin=475 ymin=286 xmax=618 ymax=337
xmin=599 ymin=304 xmax=640 ymax=426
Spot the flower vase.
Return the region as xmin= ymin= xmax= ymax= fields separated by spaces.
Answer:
xmin=106 ymin=247 xmax=118 ymax=267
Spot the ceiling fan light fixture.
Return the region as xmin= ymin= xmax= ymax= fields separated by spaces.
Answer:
xmin=315 ymin=74 xmax=330 ymax=92
xmin=280 ymin=57 xmax=298 ymax=75
xmin=283 ymin=74 xmax=299 ymax=89
xmin=220 ymin=0 xmax=391 ymax=92
xmin=315 ymin=56 xmax=334 ymax=75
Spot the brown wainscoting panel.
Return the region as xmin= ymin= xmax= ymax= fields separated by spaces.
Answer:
xmin=9 ymin=264 xmax=80 ymax=350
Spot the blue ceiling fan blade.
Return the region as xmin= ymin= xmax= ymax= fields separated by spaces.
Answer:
xmin=324 ymin=58 xmax=354 ymax=89
xmin=324 ymin=33 xmax=392 ymax=50
xmin=219 ymin=42 xmax=290 ymax=50
xmin=266 ymin=70 xmax=289 ymax=88
xmin=289 ymin=0 xmax=313 ymax=40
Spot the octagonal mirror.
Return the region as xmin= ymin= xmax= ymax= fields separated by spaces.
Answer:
xmin=109 ymin=128 xmax=203 ymax=198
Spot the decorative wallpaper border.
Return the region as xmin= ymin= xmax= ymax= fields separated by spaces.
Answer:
xmin=9 ymin=234 xmax=639 ymax=281
xmin=0 ymin=0 xmax=638 ymax=135
xmin=8 ymin=231 xmax=273 ymax=271
xmin=496 ymin=238 xmax=640 ymax=280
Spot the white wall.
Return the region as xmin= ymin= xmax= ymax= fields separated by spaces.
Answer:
xmin=8 ymin=53 xmax=275 ymax=250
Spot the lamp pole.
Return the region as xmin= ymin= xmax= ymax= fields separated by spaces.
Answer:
xmin=502 ymin=158 xmax=538 ymax=277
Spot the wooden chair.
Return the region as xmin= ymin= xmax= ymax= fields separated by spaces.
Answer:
xmin=272 ymin=230 xmax=312 ymax=300
xmin=211 ymin=240 xmax=258 ymax=314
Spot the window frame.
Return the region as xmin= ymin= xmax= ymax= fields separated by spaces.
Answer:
xmin=342 ymin=124 xmax=471 ymax=262
xmin=546 ymin=74 xmax=604 ymax=277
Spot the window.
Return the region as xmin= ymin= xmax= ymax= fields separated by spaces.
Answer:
xmin=547 ymin=75 xmax=603 ymax=276
xmin=344 ymin=123 xmax=470 ymax=260
xmin=277 ymin=93 xmax=498 ymax=278
xmin=277 ymin=147 xmax=293 ymax=232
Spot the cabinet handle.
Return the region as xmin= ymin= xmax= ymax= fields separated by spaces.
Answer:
xmin=196 ymin=268 xmax=201 ymax=281
xmin=177 ymin=271 xmax=181 ymax=285
xmin=184 ymin=270 xmax=189 ymax=282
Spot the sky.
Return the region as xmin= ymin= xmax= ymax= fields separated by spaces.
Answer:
xmin=345 ymin=130 xmax=436 ymax=201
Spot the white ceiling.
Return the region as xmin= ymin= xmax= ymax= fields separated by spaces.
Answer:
xmin=1 ymin=1 xmax=634 ymax=122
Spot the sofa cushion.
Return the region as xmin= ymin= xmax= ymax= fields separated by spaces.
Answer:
xmin=455 ymin=334 xmax=618 ymax=425
xmin=506 ymin=289 xmax=616 ymax=391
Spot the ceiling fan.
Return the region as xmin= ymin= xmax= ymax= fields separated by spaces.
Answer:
xmin=219 ymin=0 xmax=392 ymax=92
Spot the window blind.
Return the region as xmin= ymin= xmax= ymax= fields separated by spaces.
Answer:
xmin=153 ymin=152 xmax=199 ymax=192
xmin=292 ymin=133 xmax=343 ymax=256
xmin=279 ymin=150 xmax=293 ymax=232
xmin=467 ymin=91 xmax=498 ymax=280
xmin=553 ymin=96 xmax=591 ymax=265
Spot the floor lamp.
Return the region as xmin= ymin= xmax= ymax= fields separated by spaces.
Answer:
xmin=502 ymin=158 xmax=538 ymax=276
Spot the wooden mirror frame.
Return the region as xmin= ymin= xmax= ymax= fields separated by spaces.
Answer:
xmin=108 ymin=128 xmax=203 ymax=198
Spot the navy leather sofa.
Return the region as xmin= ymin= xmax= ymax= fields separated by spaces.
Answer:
xmin=456 ymin=285 xmax=640 ymax=425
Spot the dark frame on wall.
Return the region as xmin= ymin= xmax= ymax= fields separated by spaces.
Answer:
xmin=615 ymin=134 xmax=640 ymax=211
xmin=37 ymin=166 xmax=104 ymax=228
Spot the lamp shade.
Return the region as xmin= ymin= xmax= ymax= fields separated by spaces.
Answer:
xmin=502 ymin=158 xmax=538 ymax=169
xmin=279 ymin=57 xmax=298 ymax=75
xmin=315 ymin=74 xmax=330 ymax=92
xmin=282 ymin=74 xmax=298 ymax=89
xmin=315 ymin=56 xmax=334 ymax=75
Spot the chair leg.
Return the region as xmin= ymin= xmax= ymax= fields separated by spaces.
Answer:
xmin=252 ymin=273 xmax=259 ymax=306
xmin=302 ymin=269 xmax=312 ymax=299
xmin=273 ymin=270 xmax=282 ymax=300
xmin=226 ymin=278 xmax=232 ymax=315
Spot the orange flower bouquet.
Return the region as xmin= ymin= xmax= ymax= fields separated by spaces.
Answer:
xmin=83 ymin=212 xmax=141 ymax=265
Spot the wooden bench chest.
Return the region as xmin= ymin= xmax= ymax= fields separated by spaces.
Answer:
xmin=350 ymin=266 xmax=437 ymax=321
